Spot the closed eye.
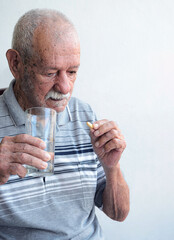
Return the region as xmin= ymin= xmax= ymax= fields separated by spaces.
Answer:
xmin=68 ymin=71 xmax=77 ymax=75
xmin=46 ymin=73 xmax=57 ymax=77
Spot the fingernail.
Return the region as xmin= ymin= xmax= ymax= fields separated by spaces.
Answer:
xmin=42 ymin=162 xmax=48 ymax=169
xmin=94 ymin=124 xmax=99 ymax=129
xmin=45 ymin=152 xmax=51 ymax=160
xmin=40 ymin=142 xmax=46 ymax=149
xmin=95 ymin=141 xmax=99 ymax=147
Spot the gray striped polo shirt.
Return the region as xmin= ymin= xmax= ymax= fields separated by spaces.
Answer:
xmin=0 ymin=80 xmax=106 ymax=240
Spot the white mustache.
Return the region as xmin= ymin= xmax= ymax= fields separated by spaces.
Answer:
xmin=45 ymin=90 xmax=70 ymax=100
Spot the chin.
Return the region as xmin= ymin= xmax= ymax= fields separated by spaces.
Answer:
xmin=54 ymin=105 xmax=66 ymax=113
xmin=45 ymin=99 xmax=68 ymax=113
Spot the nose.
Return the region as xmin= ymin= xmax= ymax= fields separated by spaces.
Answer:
xmin=54 ymin=71 xmax=71 ymax=94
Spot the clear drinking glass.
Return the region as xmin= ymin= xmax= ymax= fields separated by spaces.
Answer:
xmin=25 ymin=107 xmax=56 ymax=177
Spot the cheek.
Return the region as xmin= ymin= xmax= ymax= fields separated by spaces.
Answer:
xmin=70 ymin=77 xmax=76 ymax=89
xmin=33 ymin=74 xmax=54 ymax=97
xmin=36 ymin=82 xmax=52 ymax=98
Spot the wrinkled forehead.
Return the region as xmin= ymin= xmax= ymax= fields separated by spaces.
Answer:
xmin=32 ymin=20 xmax=80 ymax=57
xmin=29 ymin=23 xmax=80 ymax=68
xmin=30 ymin=28 xmax=80 ymax=68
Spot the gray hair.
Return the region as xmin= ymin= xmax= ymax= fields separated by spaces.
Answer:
xmin=12 ymin=9 xmax=74 ymax=63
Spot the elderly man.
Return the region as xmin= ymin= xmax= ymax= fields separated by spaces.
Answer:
xmin=0 ymin=9 xmax=129 ymax=240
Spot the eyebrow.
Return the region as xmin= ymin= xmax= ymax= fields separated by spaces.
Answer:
xmin=70 ymin=65 xmax=80 ymax=68
xmin=44 ymin=65 xmax=80 ymax=70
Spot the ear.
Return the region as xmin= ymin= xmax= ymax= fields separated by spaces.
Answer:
xmin=6 ymin=49 xmax=23 ymax=80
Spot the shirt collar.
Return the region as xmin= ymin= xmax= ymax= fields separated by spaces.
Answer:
xmin=56 ymin=104 xmax=72 ymax=126
xmin=3 ymin=79 xmax=72 ymax=127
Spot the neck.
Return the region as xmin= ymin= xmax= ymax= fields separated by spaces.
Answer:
xmin=13 ymin=80 xmax=29 ymax=111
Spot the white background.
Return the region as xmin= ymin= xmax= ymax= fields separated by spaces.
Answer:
xmin=0 ymin=0 xmax=174 ymax=239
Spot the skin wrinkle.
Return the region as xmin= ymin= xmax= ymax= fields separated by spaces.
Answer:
xmin=33 ymin=20 xmax=79 ymax=56
xmin=13 ymin=18 xmax=80 ymax=112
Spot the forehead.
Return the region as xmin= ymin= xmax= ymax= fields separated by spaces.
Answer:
xmin=32 ymin=25 xmax=80 ymax=67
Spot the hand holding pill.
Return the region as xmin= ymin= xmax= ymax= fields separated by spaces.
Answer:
xmin=87 ymin=119 xmax=126 ymax=171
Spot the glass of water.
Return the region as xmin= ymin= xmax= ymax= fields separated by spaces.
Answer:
xmin=25 ymin=107 xmax=56 ymax=177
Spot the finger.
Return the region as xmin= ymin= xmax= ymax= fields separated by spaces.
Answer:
xmin=15 ymin=134 xmax=47 ymax=149
xmin=89 ymin=119 xmax=108 ymax=141
xmin=0 ymin=164 xmax=27 ymax=185
xmin=93 ymin=119 xmax=108 ymax=130
xmin=0 ymin=175 xmax=10 ymax=185
xmin=1 ymin=137 xmax=51 ymax=161
xmin=9 ymin=163 xmax=28 ymax=178
xmin=93 ymin=121 xmax=120 ymax=138
xmin=12 ymin=143 xmax=51 ymax=161
xmin=94 ymin=129 xmax=123 ymax=148
xmin=2 ymin=134 xmax=46 ymax=149
xmin=104 ymin=138 xmax=126 ymax=153
xmin=12 ymin=152 xmax=48 ymax=170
